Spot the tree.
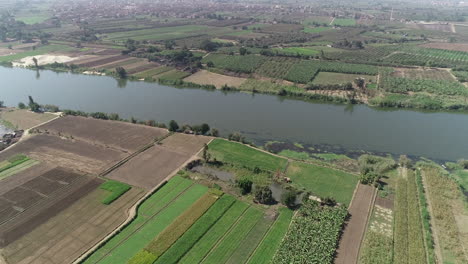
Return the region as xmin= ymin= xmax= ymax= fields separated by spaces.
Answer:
xmin=239 ymin=47 xmax=247 ymax=56
xmin=254 ymin=185 xmax=274 ymax=204
xmin=354 ymin=78 xmax=365 ymax=89
xmin=32 ymin=57 xmax=38 ymax=68
xmin=18 ymin=102 xmax=26 ymax=109
xmin=201 ymin=123 xmax=210 ymax=135
xmin=168 ymin=120 xmax=179 ymax=132
xmin=210 ymin=128 xmax=219 ymax=137
xmin=281 ymin=189 xmax=297 ymax=208
xmin=28 ymin=96 xmax=40 ymax=112
xmin=202 ymin=143 xmax=211 ymax=162
xmin=206 ymin=61 xmax=214 ymax=67
xmin=236 ymin=178 xmax=253 ymax=195
xmin=115 ymin=67 xmax=127 ymax=79
xmin=200 ymin=40 xmax=219 ymax=52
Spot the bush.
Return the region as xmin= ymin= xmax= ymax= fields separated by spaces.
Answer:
xmin=281 ymin=189 xmax=297 ymax=208
xmin=254 ymin=185 xmax=274 ymax=204
xmin=236 ymin=178 xmax=253 ymax=195
xmin=18 ymin=102 xmax=26 ymax=109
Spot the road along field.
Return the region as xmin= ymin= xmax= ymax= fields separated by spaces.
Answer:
xmin=183 ymin=70 xmax=247 ymax=88
xmin=37 ymin=116 xmax=168 ymax=153
xmin=335 ymin=184 xmax=376 ymax=264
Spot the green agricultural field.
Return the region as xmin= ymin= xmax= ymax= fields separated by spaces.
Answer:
xmin=207 ymin=139 xmax=288 ymax=172
xmin=83 ymin=176 xmax=207 ymax=264
xmin=133 ymin=66 xmax=174 ymax=79
xmin=285 ymin=161 xmax=358 ymax=204
xmin=239 ymin=79 xmax=305 ymax=95
xmin=312 ymin=72 xmax=377 ymax=85
xmin=201 ymin=207 xmax=263 ymax=264
xmin=99 ymin=180 xmax=131 ymax=205
xmin=274 ymin=47 xmax=320 ymax=56
xmin=202 ymin=54 xmax=266 ymax=73
xmin=178 ymin=201 xmax=249 ymax=264
xmin=15 ymin=14 xmax=50 ymax=24
xmin=246 ymin=208 xmax=294 ymax=264
xmin=332 ymin=18 xmax=356 ymax=26
xmin=0 ymin=155 xmax=39 ymax=180
xmin=154 ymin=195 xmax=236 ymax=264
xmin=156 ymin=69 xmax=191 ymax=81
xmin=0 ymin=45 xmax=75 ymax=62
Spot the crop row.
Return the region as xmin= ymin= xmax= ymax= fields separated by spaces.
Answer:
xmin=381 ymin=75 xmax=468 ymax=96
xmin=246 ymin=208 xmax=294 ymax=264
xmin=272 ymin=200 xmax=348 ymax=263
xmin=255 ymin=57 xmax=298 ymax=79
xmin=393 ymin=171 xmax=426 ymax=264
xmin=202 ymin=54 xmax=267 ymax=73
xmin=415 ymin=170 xmax=436 ymax=264
xmin=154 ymin=195 xmax=236 ymax=264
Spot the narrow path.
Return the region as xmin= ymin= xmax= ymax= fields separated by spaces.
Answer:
xmin=329 ymin=17 xmax=336 ymax=26
xmin=420 ymin=169 xmax=443 ymax=263
xmin=335 ymin=184 xmax=376 ymax=264
xmin=451 ymin=23 xmax=456 ymax=33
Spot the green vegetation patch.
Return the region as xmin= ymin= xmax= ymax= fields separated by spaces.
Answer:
xmin=155 ymin=195 xmax=236 ymax=264
xmin=278 ymin=150 xmax=310 ymax=161
xmin=202 ymin=54 xmax=266 ymax=73
xmin=201 ymin=207 xmax=263 ymax=264
xmin=179 ymin=201 xmax=249 ymax=264
xmin=274 ymin=47 xmax=320 ymax=56
xmin=273 ymin=200 xmax=347 ymax=263
xmin=157 ymin=69 xmax=191 ymax=81
xmin=208 ymin=139 xmax=287 ymax=172
xmin=312 ymin=72 xmax=377 ymax=85
xmin=332 ymin=18 xmax=356 ymax=26
xmin=246 ymin=208 xmax=294 ymax=264
xmin=285 ymin=161 xmax=358 ymax=204
xmin=100 ymin=180 xmax=131 ymax=205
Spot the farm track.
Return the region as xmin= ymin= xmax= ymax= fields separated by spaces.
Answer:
xmin=335 ymin=184 xmax=376 ymax=264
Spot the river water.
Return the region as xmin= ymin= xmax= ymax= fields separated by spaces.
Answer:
xmin=1 ymin=66 xmax=467 ymax=161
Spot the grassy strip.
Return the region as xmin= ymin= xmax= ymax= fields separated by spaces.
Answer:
xmin=246 ymin=208 xmax=294 ymax=264
xmin=207 ymin=139 xmax=287 ymax=172
xmin=141 ymin=192 xmax=220 ymax=259
xmin=201 ymin=207 xmax=263 ymax=264
xmin=0 ymin=155 xmax=30 ymax=173
xmin=82 ymin=176 xmax=190 ymax=263
xmin=96 ymin=184 xmax=208 ymax=264
xmin=394 ymin=176 xmax=409 ymax=262
xmin=285 ymin=161 xmax=358 ymax=205
xmin=178 ymin=201 xmax=249 ymax=264
xmin=0 ymin=159 xmax=39 ymax=180
xmin=225 ymin=214 xmax=274 ymax=264
xmin=100 ymin=180 xmax=132 ymax=205
xmin=415 ymin=170 xmax=436 ymax=264
xmin=154 ymin=195 xmax=236 ymax=264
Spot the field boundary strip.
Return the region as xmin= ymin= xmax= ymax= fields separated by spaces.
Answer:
xmin=73 ymin=136 xmax=213 ymax=264
xmin=355 ymin=185 xmax=378 ymax=264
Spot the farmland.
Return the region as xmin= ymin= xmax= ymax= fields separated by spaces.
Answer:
xmin=183 ymin=70 xmax=247 ymax=88
xmin=312 ymin=72 xmax=377 ymax=85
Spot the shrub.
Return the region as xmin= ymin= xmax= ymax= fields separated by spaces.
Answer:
xmin=236 ymin=178 xmax=253 ymax=195
xmin=281 ymin=189 xmax=297 ymax=208
xmin=254 ymin=185 xmax=274 ymax=204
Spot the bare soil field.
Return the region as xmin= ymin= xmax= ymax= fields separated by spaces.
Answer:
xmin=0 ymin=163 xmax=52 ymax=196
xmin=0 ymin=134 xmax=126 ymax=174
xmin=126 ymin=62 xmax=159 ymax=75
xmin=96 ymin=57 xmax=140 ymax=70
xmin=335 ymin=184 xmax=376 ymax=264
xmin=1 ymin=187 xmax=144 ymax=264
xmin=76 ymin=55 xmax=128 ymax=68
xmin=37 ymin=116 xmax=168 ymax=153
xmin=0 ymin=48 xmax=18 ymax=56
xmin=160 ymin=133 xmax=212 ymax=155
xmin=391 ymin=67 xmax=455 ymax=80
xmin=416 ymin=23 xmax=453 ymax=33
xmin=0 ymin=109 xmax=56 ymax=130
xmin=421 ymin=42 xmax=468 ymax=52
xmin=375 ymin=195 xmax=393 ymax=209
xmin=65 ymin=55 xmax=105 ymax=66
xmin=183 ymin=70 xmax=247 ymax=88
xmin=105 ymin=145 xmax=190 ymax=189
xmin=0 ymin=167 xmax=101 ymax=247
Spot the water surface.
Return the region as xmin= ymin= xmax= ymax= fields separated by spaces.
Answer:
xmin=1 ymin=67 xmax=467 ymax=160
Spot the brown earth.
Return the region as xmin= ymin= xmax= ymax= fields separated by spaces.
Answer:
xmin=77 ymin=55 xmax=129 ymax=68
xmin=160 ymin=133 xmax=212 ymax=156
xmin=0 ymin=109 xmax=56 ymax=130
xmin=183 ymin=70 xmax=247 ymax=88
xmin=0 ymin=134 xmax=126 ymax=174
xmin=421 ymin=42 xmax=468 ymax=52
xmin=126 ymin=62 xmax=160 ymax=75
xmin=1 ymin=187 xmax=144 ymax=264
xmin=37 ymin=116 xmax=168 ymax=153
xmin=0 ymin=167 xmax=102 ymax=247
xmin=375 ymin=195 xmax=394 ymax=209
xmin=335 ymin=184 xmax=376 ymax=264
xmin=105 ymin=144 xmax=190 ymax=189
xmin=0 ymin=163 xmax=53 ymax=195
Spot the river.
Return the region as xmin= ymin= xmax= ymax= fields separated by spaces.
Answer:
xmin=1 ymin=66 xmax=467 ymax=161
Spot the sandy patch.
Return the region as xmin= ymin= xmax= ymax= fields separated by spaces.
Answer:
xmin=0 ymin=48 xmax=19 ymax=56
xmin=184 ymin=70 xmax=247 ymax=88
xmin=13 ymin=54 xmax=77 ymax=67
